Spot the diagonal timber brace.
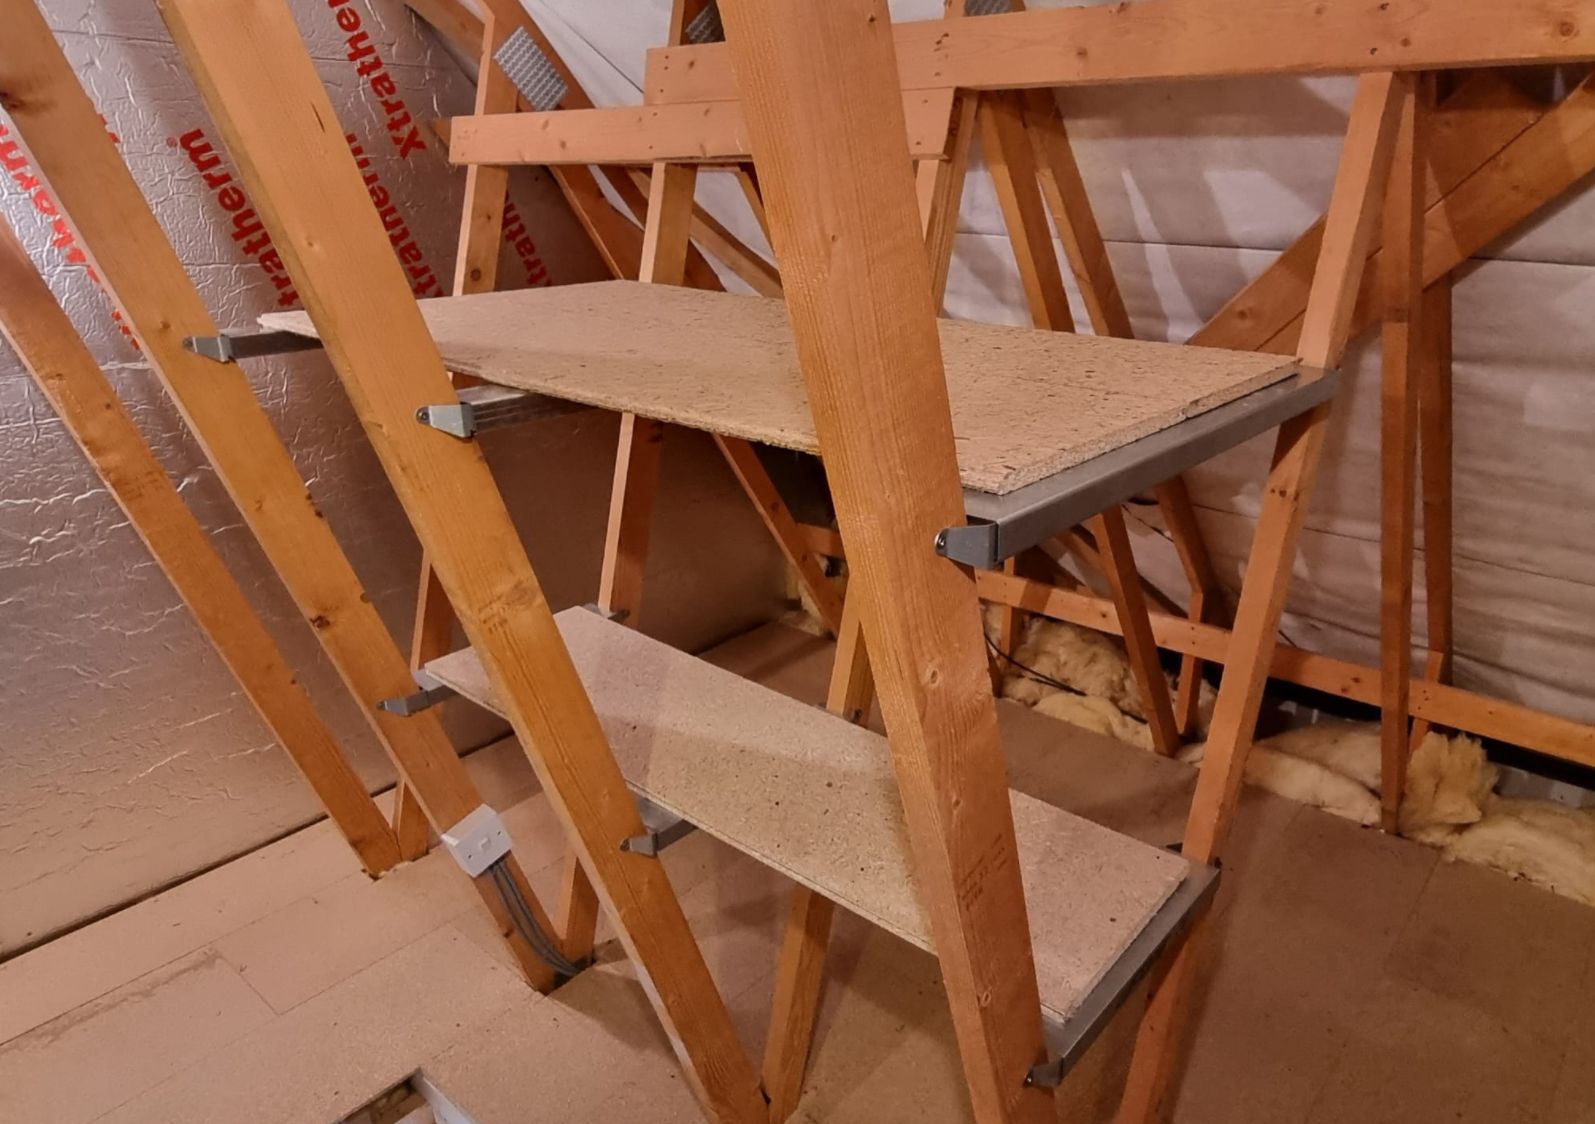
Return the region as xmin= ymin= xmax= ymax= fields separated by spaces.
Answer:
xmin=155 ymin=0 xmax=766 ymax=1117
xmin=1 ymin=0 xmax=562 ymax=992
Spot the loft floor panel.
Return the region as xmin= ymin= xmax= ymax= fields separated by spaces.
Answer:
xmin=425 ymin=606 xmax=1193 ymax=1024
xmin=263 ymin=281 xmax=1294 ymax=496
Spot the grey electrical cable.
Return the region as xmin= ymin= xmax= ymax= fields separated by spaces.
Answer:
xmin=488 ymin=857 xmax=584 ymax=978
xmin=489 ymin=860 xmax=580 ymax=977
xmin=489 ymin=860 xmax=578 ymax=977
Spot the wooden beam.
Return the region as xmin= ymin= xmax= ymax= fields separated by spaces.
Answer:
xmin=978 ymin=91 xmax=1074 ymax=332
xmin=1018 ymin=76 xmax=1225 ymax=742
xmin=0 ymin=216 xmax=402 ymax=878
xmin=402 ymin=2 xmax=523 ymax=866
xmin=976 ymin=567 xmax=1595 ymax=771
xmin=1417 ymin=278 xmax=1454 ymax=666
xmin=450 ymin=10 xmax=515 ymax=295
xmin=1199 ymin=68 xmax=1403 ymax=855
xmin=157 ymin=0 xmax=767 ymax=1116
xmin=1378 ymin=73 xmax=1427 ymax=832
xmin=1401 ymin=68 xmax=1595 ymax=307
xmin=1089 ymin=510 xmax=1181 ymax=755
xmin=400 ymin=0 xmax=482 ymax=58
xmin=2 ymin=0 xmax=561 ymax=991
xmin=553 ymin=163 xmax=646 ymax=280
xmin=571 ymin=159 xmax=702 ymax=967
xmin=390 ymin=782 xmax=432 ymax=860
xmin=447 ymin=91 xmax=955 ymax=165
xmin=714 ymin=436 xmax=845 ymax=634
xmin=439 ymin=0 xmax=736 ymax=293
xmin=761 ymin=591 xmax=874 ymax=1120
xmin=918 ymin=91 xmax=978 ymax=308
xmin=596 ymin=416 xmax=668 ymax=621
xmin=916 ymin=0 xmax=977 ymax=299
xmin=1407 ymin=649 xmax=1452 ymax=749
xmin=433 ymin=0 xmax=649 ymax=285
xmin=1121 ymin=411 xmax=1340 ymax=1124
xmin=1153 ymin=479 xmax=1223 ymax=736
xmin=647 ymin=0 xmax=1595 ymax=104
xmin=973 ymin=76 xmax=1071 ymax=683
xmin=463 ymin=2 xmax=610 ymax=958
xmin=601 ymin=165 xmax=726 ymax=292
xmin=1193 ymin=71 xmax=1544 ymax=354
xmin=596 ymin=162 xmax=697 ymax=630
xmin=410 ymin=0 xmax=656 ymax=286
xmin=685 ymin=194 xmax=781 ymax=297
xmin=795 ymin=522 xmax=845 ymax=560
xmin=1297 ymin=76 xmax=1407 ymax=368
xmin=989 ymin=557 xmax=1023 ymax=693
xmin=639 ymin=161 xmax=700 ymax=287
xmin=1116 ymin=73 xmax=1403 ymax=1124
xmin=717 ymin=0 xmax=1052 ymax=1119
xmin=412 ymin=0 xmax=774 ymax=304
xmin=1024 ymin=94 xmax=1127 ymax=337
xmin=1252 ymin=73 xmax=1595 ymax=356
xmin=763 ymin=886 xmax=834 ymax=1120
xmin=733 ymin=165 xmax=772 ymax=241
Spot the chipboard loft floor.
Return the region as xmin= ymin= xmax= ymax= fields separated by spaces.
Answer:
xmin=261 ymin=281 xmax=1295 ymax=495
xmin=7 ymin=624 xmax=1595 ymax=1124
xmin=425 ymin=606 xmax=1191 ymax=1021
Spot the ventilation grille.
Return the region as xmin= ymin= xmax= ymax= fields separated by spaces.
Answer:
xmin=685 ymin=2 xmax=725 ymax=44
xmin=494 ymin=27 xmax=567 ymax=112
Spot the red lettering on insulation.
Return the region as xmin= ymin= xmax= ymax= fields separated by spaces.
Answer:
xmin=330 ymin=1 xmax=428 ymax=159
xmin=347 ymin=134 xmax=440 ymax=298
xmin=501 ymin=200 xmax=551 ymax=288
xmin=0 ymin=121 xmax=140 ymax=351
xmin=177 ymin=129 xmax=301 ymax=308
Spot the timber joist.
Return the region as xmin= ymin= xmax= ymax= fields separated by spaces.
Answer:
xmin=5 ymin=1 xmax=1592 ymax=1123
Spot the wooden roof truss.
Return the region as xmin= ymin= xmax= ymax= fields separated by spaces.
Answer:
xmin=2 ymin=0 xmax=1593 ymax=1121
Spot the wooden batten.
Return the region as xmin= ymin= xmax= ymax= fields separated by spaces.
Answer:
xmin=716 ymin=0 xmax=1053 ymax=1118
xmin=645 ymin=0 xmax=1595 ymax=104
xmin=0 ymin=217 xmax=401 ymax=878
xmin=19 ymin=0 xmax=1588 ymax=1121
xmin=1116 ymin=71 xmax=1403 ymax=1123
xmin=1378 ymin=73 xmax=1428 ymax=831
xmin=976 ymin=568 xmax=1595 ymax=771
xmin=448 ymin=91 xmax=955 ymax=166
xmin=3 ymin=0 xmax=563 ymax=991
xmin=156 ymin=0 xmax=768 ymax=1115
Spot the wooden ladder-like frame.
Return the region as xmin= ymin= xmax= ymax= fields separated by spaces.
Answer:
xmin=444 ymin=5 xmax=1595 ymax=782
xmin=13 ymin=0 xmax=1588 ymax=1120
xmin=146 ymin=1 xmax=1405 ymax=1121
xmin=419 ymin=0 xmax=1205 ymax=999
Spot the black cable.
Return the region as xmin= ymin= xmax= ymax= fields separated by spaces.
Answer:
xmin=488 ymin=857 xmax=584 ymax=978
xmin=984 ymin=631 xmax=1087 ymax=698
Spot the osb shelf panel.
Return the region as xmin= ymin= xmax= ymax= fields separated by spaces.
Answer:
xmin=426 ymin=608 xmax=1190 ymax=1020
xmin=263 ymin=281 xmax=1295 ymax=496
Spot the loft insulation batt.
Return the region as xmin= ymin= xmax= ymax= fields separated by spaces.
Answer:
xmin=261 ymin=280 xmax=1295 ymax=495
xmin=426 ymin=607 xmax=1190 ymax=1019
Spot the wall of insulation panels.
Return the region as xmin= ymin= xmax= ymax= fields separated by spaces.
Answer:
xmin=0 ymin=0 xmax=788 ymax=953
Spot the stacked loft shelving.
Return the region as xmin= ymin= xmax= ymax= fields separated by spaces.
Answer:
xmin=3 ymin=0 xmax=1594 ymax=1121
